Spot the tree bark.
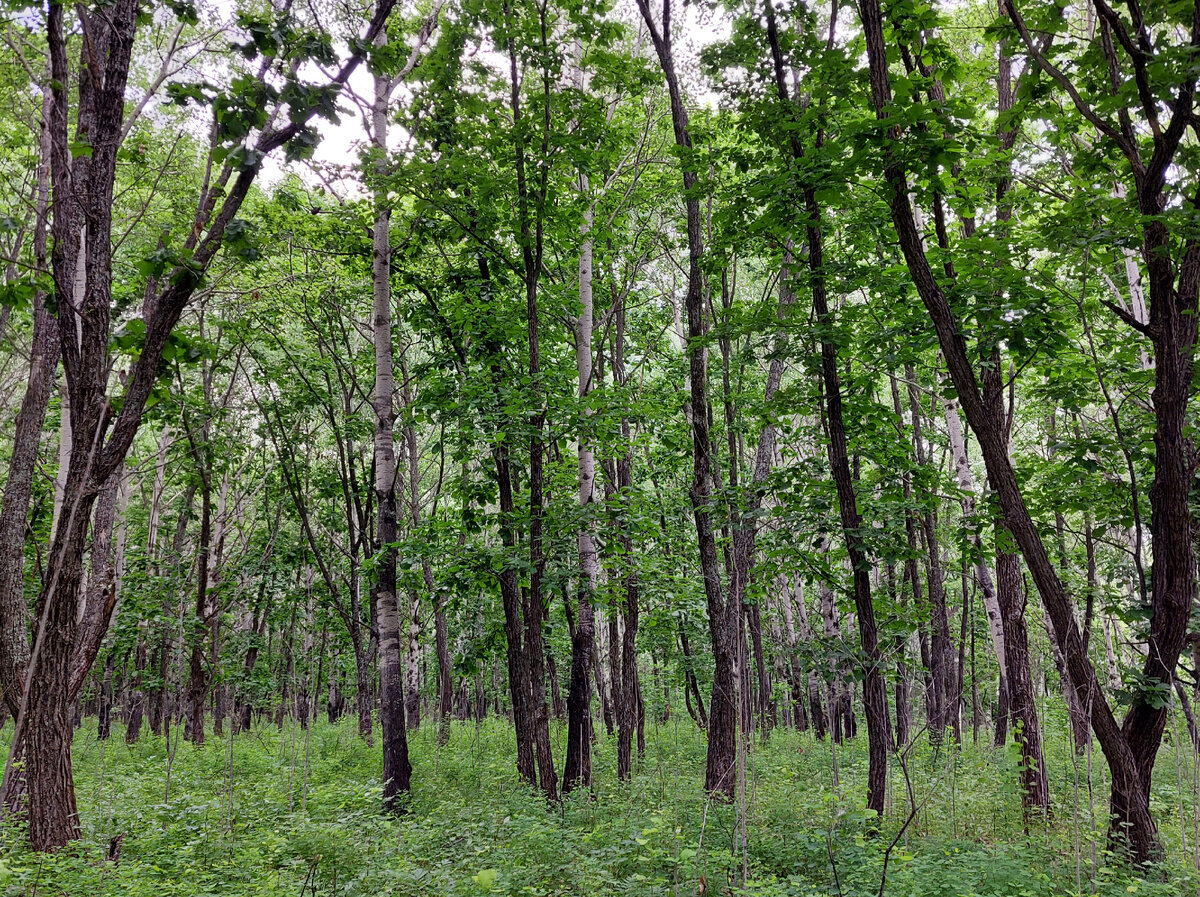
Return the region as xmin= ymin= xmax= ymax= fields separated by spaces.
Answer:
xmin=563 ymin=180 xmax=598 ymax=793
xmin=635 ymin=0 xmax=739 ymax=801
xmin=371 ymin=51 xmax=412 ymax=812
xmin=905 ymin=369 xmax=955 ymax=740
xmin=762 ymin=0 xmax=887 ymax=811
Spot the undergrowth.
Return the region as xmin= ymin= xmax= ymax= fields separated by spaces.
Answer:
xmin=0 ymin=714 xmax=1196 ymax=895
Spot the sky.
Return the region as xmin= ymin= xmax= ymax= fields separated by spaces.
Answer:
xmin=256 ymin=0 xmax=731 ymax=188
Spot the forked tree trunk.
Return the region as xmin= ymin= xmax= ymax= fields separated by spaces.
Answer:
xmin=11 ymin=0 xmax=401 ymax=852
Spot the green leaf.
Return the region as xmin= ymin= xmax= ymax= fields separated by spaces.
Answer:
xmin=472 ymin=868 xmax=499 ymax=891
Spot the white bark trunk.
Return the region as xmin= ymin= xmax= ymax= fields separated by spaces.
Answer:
xmin=942 ymin=397 xmax=1007 ymax=680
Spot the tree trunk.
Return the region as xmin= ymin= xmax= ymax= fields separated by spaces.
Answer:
xmin=404 ymin=587 xmax=421 ymax=730
xmin=186 ymin=465 xmax=212 ymax=745
xmin=995 ymin=549 xmax=1050 ymax=810
xmin=97 ymin=653 xmax=115 ymax=740
xmin=371 ymin=53 xmax=413 ymax=812
xmin=808 ymin=221 xmax=888 ymax=815
xmin=943 ymin=398 xmax=1009 ymax=742
xmin=434 ymin=596 xmax=452 ymax=745
xmin=863 ymin=0 xmax=1179 ymax=858
xmin=562 ymin=119 xmax=598 ymax=795
xmin=635 ymin=0 xmax=739 ymax=801
xmin=125 ymin=630 xmax=147 ymax=744
xmin=612 ymin=297 xmax=642 ymax=782
xmin=501 ymin=3 xmax=558 ymax=802
xmin=906 ymin=370 xmax=955 ymax=740
xmin=0 ymin=91 xmax=55 ymax=816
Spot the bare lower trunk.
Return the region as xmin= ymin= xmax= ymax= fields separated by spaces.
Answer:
xmin=404 ymin=588 xmax=421 ymax=730
xmin=124 ymin=633 xmax=147 ymax=744
xmin=563 ymin=156 xmax=597 ymax=794
xmin=434 ymin=598 xmax=452 ymax=745
xmin=97 ymin=652 xmax=115 ymax=740
xmin=186 ymin=473 xmax=212 ymax=745
xmin=996 ymin=549 xmax=1050 ymax=810
xmin=376 ymin=573 xmax=412 ymax=806
xmin=563 ymin=594 xmax=595 ymax=792
xmin=0 ymin=91 xmax=55 ymax=762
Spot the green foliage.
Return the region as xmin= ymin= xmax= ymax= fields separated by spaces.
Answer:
xmin=0 ymin=720 xmax=1193 ymax=896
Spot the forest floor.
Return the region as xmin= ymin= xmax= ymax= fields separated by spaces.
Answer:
xmin=0 ymin=713 xmax=1197 ymax=896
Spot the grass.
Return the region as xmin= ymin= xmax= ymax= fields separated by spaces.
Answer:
xmin=0 ymin=708 xmax=1197 ymax=895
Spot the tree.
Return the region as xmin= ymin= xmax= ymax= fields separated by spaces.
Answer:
xmin=0 ymin=0 xmax=401 ymax=850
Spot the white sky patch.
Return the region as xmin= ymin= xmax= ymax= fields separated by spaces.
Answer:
xmin=257 ymin=0 xmax=731 ymax=189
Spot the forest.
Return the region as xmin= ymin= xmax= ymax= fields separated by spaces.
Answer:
xmin=0 ymin=0 xmax=1198 ymax=893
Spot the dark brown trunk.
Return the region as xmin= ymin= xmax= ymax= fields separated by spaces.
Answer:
xmin=613 ymin=300 xmax=641 ymax=782
xmin=763 ymin=0 xmax=889 ymax=802
xmin=0 ymin=89 xmax=55 ymax=729
xmin=503 ymin=2 xmax=557 ymax=801
xmin=562 ymin=592 xmax=595 ymax=792
xmin=635 ymin=0 xmax=738 ymax=801
xmin=495 ymin=441 xmax=538 ymax=788
xmin=995 ymin=549 xmax=1050 ymax=810
xmin=906 ymin=371 xmax=955 ymax=739
xmin=678 ymin=620 xmax=708 ymax=730
xmin=886 ymin=566 xmax=912 ymax=750
xmin=186 ymin=472 xmax=212 ymax=745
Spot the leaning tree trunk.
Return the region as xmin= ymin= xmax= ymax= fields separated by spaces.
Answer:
xmin=861 ymin=0 xmax=1164 ymax=857
xmin=942 ymin=397 xmax=1010 ymax=743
